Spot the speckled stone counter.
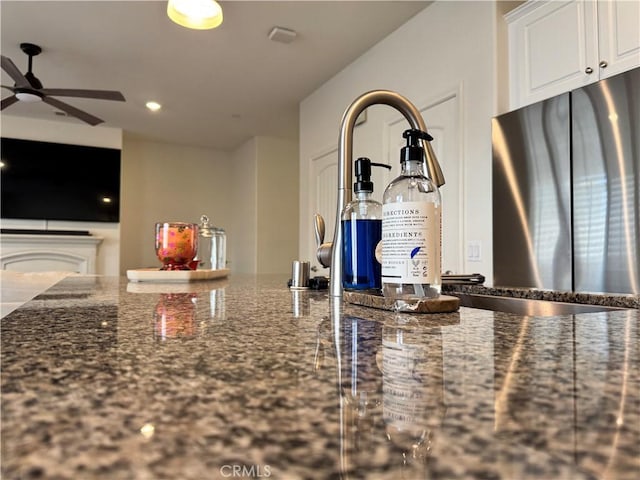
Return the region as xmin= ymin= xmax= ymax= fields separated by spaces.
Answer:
xmin=2 ymin=274 xmax=639 ymax=480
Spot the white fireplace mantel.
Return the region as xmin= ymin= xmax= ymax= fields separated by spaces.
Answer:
xmin=0 ymin=233 xmax=104 ymax=274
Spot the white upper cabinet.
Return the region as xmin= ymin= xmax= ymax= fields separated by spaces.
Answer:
xmin=507 ymin=0 xmax=640 ymax=109
xmin=597 ymin=0 xmax=640 ymax=76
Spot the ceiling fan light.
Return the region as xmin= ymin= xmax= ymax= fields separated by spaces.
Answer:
xmin=167 ymin=0 xmax=223 ymax=30
xmin=15 ymin=91 xmax=42 ymax=103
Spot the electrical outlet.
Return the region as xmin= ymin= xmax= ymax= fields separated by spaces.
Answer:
xmin=467 ymin=240 xmax=482 ymax=262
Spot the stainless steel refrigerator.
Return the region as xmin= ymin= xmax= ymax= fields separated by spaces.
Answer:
xmin=492 ymin=67 xmax=639 ymax=295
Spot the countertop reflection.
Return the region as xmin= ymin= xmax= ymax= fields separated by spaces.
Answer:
xmin=1 ymin=274 xmax=638 ymax=479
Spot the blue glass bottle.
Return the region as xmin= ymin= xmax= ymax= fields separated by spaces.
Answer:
xmin=341 ymin=157 xmax=389 ymax=290
xmin=342 ymin=218 xmax=381 ymax=289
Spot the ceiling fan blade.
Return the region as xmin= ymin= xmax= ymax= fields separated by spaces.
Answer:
xmin=40 ymin=88 xmax=125 ymax=101
xmin=1 ymin=95 xmax=19 ymax=110
xmin=42 ymin=96 xmax=104 ymax=126
xmin=1 ymin=56 xmax=30 ymax=87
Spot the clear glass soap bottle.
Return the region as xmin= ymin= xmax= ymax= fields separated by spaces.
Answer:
xmin=381 ymin=129 xmax=441 ymax=299
xmin=341 ymin=157 xmax=390 ymax=290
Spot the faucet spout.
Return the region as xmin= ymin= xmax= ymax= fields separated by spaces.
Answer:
xmin=329 ymin=90 xmax=445 ymax=298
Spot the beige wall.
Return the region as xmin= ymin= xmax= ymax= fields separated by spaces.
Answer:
xmin=256 ymin=136 xmax=299 ymax=273
xmin=230 ymin=137 xmax=258 ymax=274
xmin=121 ymin=134 xmax=298 ymax=274
xmin=229 ymin=136 xmax=300 ymax=274
xmin=119 ymin=136 xmax=234 ymax=273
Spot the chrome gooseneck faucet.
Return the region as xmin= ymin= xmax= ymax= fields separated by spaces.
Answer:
xmin=326 ymin=90 xmax=446 ymax=298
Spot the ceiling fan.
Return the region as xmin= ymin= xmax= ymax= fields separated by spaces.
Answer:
xmin=1 ymin=43 xmax=125 ymax=126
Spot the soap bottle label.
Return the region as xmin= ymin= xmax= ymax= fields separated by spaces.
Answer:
xmin=381 ymin=201 xmax=440 ymax=284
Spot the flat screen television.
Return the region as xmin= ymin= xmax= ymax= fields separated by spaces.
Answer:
xmin=1 ymin=137 xmax=121 ymax=223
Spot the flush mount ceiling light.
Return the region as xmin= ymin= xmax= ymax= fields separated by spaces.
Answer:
xmin=167 ymin=0 xmax=223 ymax=30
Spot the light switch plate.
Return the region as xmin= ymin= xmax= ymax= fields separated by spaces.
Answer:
xmin=467 ymin=240 xmax=482 ymax=262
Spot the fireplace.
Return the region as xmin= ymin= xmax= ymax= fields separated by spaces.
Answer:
xmin=0 ymin=232 xmax=103 ymax=273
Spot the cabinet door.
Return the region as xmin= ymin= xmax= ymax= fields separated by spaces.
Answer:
xmin=508 ymin=0 xmax=598 ymax=109
xmin=597 ymin=0 xmax=640 ymax=79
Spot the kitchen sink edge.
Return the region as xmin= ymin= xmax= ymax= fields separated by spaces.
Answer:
xmin=442 ymin=284 xmax=639 ymax=311
xmin=450 ymin=292 xmax=631 ymax=316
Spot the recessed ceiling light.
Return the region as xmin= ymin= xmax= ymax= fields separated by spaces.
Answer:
xmin=146 ymin=101 xmax=162 ymax=112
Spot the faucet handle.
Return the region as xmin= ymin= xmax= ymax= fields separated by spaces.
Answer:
xmin=314 ymin=213 xmax=325 ymax=246
xmin=314 ymin=213 xmax=332 ymax=268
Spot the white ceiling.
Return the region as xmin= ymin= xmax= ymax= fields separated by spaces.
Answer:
xmin=1 ymin=1 xmax=430 ymax=150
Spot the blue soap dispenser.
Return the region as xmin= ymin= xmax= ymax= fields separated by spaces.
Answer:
xmin=342 ymin=157 xmax=391 ymax=290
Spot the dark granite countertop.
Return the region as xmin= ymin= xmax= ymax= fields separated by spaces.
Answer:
xmin=1 ymin=274 xmax=638 ymax=479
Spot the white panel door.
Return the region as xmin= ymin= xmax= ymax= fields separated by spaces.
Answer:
xmin=309 ymin=147 xmax=338 ymax=273
xmin=385 ymin=92 xmax=462 ymax=274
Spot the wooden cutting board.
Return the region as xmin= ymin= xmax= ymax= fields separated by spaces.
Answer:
xmin=344 ymin=291 xmax=460 ymax=313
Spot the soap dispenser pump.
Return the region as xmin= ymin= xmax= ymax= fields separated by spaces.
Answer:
xmin=381 ymin=129 xmax=442 ymax=299
xmin=342 ymin=157 xmax=391 ymax=290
